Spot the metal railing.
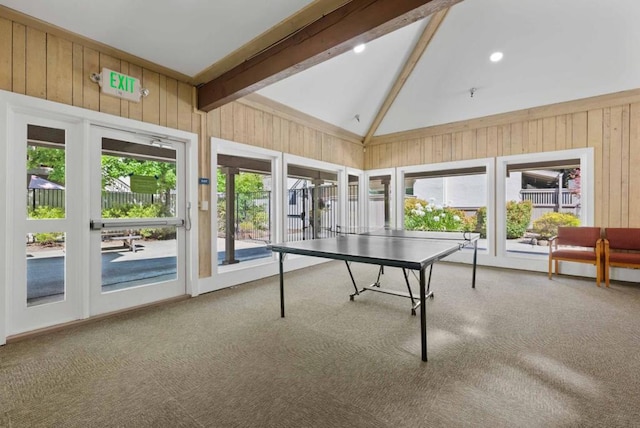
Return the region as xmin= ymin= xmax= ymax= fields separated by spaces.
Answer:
xmin=286 ymin=185 xmax=339 ymax=241
xmin=520 ymin=189 xmax=578 ymax=207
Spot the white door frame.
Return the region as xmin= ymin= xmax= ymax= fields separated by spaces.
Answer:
xmin=88 ymin=126 xmax=188 ymax=315
xmin=7 ymin=112 xmax=85 ymax=335
xmin=0 ymin=90 xmax=198 ymax=344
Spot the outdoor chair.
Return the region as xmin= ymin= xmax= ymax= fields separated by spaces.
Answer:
xmin=603 ymin=228 xmax=640 ymax=287
xmin=548 ymin=226 xmax=603 ymax=286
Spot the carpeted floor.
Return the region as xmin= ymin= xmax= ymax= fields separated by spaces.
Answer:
xmin=1 ymin=262 xmax=639 ymax=427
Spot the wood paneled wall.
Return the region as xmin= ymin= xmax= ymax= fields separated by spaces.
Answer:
xmin=0 ymin=17 xmax=197 ymax=130
xmin=366 ymin=89 xmax=640 ymax=228
xmin=206 ymin=99 xmax=364 ymax=169
xmin=0 ymin=15 xmax=215 ymax=277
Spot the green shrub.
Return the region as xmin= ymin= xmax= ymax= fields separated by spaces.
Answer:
xmin=102 ymin=203 xmax=163 ymax=219
xmin=239 ymin=221 xmax=254 ymax=232
xmin=532 ymin=212 xmax=580 ymax=240
xmin=29 ymin=206 xmax=65 ymax=245
xmin=475 ymin=207 xmax=487 ymax=238
xmin=404 ymin=198 xmax=467 ymax=231
xmin=102 ymin=203 xmax=173 ymax=240
xmin=126 ymin=204 xmax=163 ymax=218
xmin=33 ymin=232 xmax=63 ymax=246
xmin=506 ymin=200 xmax=533 ymax=239
xmin=29 ymin=206 xmax=65 ymax=220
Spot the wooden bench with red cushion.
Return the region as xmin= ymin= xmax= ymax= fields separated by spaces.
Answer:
xmin=548 ymin=226 xmax=603 ymax=286
xmin=603 ymin=228 xmax=640 ymax=287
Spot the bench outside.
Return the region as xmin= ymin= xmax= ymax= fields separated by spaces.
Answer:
xmin=102 ymin=232 xmax=141 ymax=252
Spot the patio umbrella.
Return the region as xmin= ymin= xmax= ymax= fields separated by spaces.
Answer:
xmin=28 ymin=175 xmax=65 ymax=211
xmin=28 ymin=175 xmax=65 ymax=190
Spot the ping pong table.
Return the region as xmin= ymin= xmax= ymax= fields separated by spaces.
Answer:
xmin=269 ymin=229 xmax=479 ymax=362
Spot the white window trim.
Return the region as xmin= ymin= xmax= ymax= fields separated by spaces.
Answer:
xmin=205 ymin=138 xmax=283 ymax=292
xmin=396 ymin=158 xmax=496 ymax=264
xmin=495 ymin=147 xmax=594 ymax=272
xmin=283 ymin=153 xmax=346 ymax=239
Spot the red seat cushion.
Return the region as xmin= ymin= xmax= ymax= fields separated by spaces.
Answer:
xmin=608 ymin=252 xmax=640 ymax=265
xmin=551 ymin=249 xmax=597 ymax=261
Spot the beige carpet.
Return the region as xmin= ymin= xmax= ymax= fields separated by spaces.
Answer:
xmin=1 ymin=262 xmax=639 ymax=427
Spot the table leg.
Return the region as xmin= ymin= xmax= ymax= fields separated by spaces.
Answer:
xmin=420 ymin=268 xmax=427 ymax=362
xmin=280 ymin=252 xmax=285 ymax=318
xmin=472 ymin=239 xmax=478 ymax=289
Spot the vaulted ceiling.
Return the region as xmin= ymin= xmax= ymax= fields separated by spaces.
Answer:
xmin=2 ymin=0 xmax=640 ymax=141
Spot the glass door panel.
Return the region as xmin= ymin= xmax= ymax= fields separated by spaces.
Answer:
xmin=368 ymin=174 xmax=393 ymax=229
xmin=10 ymin=116 xmax=82 ymax=335
xmin=100 ymin=226 xmax=178 ymax=291
xmin=89 ymin=127 xmax=186 ymax=316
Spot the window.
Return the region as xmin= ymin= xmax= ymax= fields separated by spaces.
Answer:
xmin=497 ymin=148 xmax=593 ymax=260
xmin=398 ymin=160 xmax=493 ymax=253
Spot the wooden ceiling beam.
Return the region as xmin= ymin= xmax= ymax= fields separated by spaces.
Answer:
xmin=197 ymin=0 xmax=463 ymax=112
xmin=193 ymin=0 xmax=350 ymax=85
xmin=362 ymin=8 xmax=449 ymax=146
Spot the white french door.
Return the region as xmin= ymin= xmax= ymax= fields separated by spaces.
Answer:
xmin=9 ymin=113 xmax=84 ymax=334
xmin=88 ymin=126 xmax=186 ymax=315
xmin=7 ymin=112 xmax=188 ymax=337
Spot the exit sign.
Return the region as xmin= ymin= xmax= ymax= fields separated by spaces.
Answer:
xmin=99 ymin=68 xmax=142 ymax=102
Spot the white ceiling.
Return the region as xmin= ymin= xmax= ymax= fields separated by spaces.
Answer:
xmin=260 ymin=0 xmax=640 ymax=136
xmin=0 ymin=0 xmax=315 ymax=76
xmin=3 ymin=0 xmax=640 ymax=138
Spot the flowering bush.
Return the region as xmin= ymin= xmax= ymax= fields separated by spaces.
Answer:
xmin=404 ymin=198 xmax=468 ymax=231
xmin=532 ymin=212 xmax=580 ymax=240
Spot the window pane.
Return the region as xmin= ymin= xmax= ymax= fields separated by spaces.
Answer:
xmin=27 ymin=232 xmax=65 ymax=306
xmin=286 ymin=166 xmax=338 ymax=241
xmin=404 ymin=172 xmax=488 ymax=251
xmin=217 ymin=154 xmax=273 ymax=265
xmin=368 ymin=175 xmax=392 ymax=229
xmin=347 ymin=174 xmax=360 ymax=231
xmin=102 ymin=138 xmax=177 ymax=219
xmin=101 ymin=227 xmax=177 ymax=291
xmin=27 ymin=125 xmax=66 ymax=219
xmin=505 ymin=164 xmax=581 ymax=256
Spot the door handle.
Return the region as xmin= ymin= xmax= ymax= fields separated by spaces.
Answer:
xmin=90 ymin=218 xmax=185 ymax=230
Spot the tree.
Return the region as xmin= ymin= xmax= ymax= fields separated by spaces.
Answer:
xmin=27 ymin=146 xmax=65 ymax=184
xmin=27 ymin=147 xmax=177 ymax=195
xmin=216 ymin=169 xmax=264 ymax=193
xmin=102 ymin=155 xmax=176 ymax=215
xmin=102 ymin=156 xmax=176 ymax=190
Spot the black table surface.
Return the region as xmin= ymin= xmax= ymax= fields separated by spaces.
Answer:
xmin=269 ymin=232 xmax=477 ymax=270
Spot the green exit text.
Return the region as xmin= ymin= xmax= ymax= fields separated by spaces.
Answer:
xmin=109 ymin=72 xmax=135 ymax=94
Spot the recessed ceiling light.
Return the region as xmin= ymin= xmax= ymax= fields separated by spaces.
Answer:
xmin=353 ymin=44 xmax=366 ymax=54
xmin=490 ymin=51 xmax=504 ymax=62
